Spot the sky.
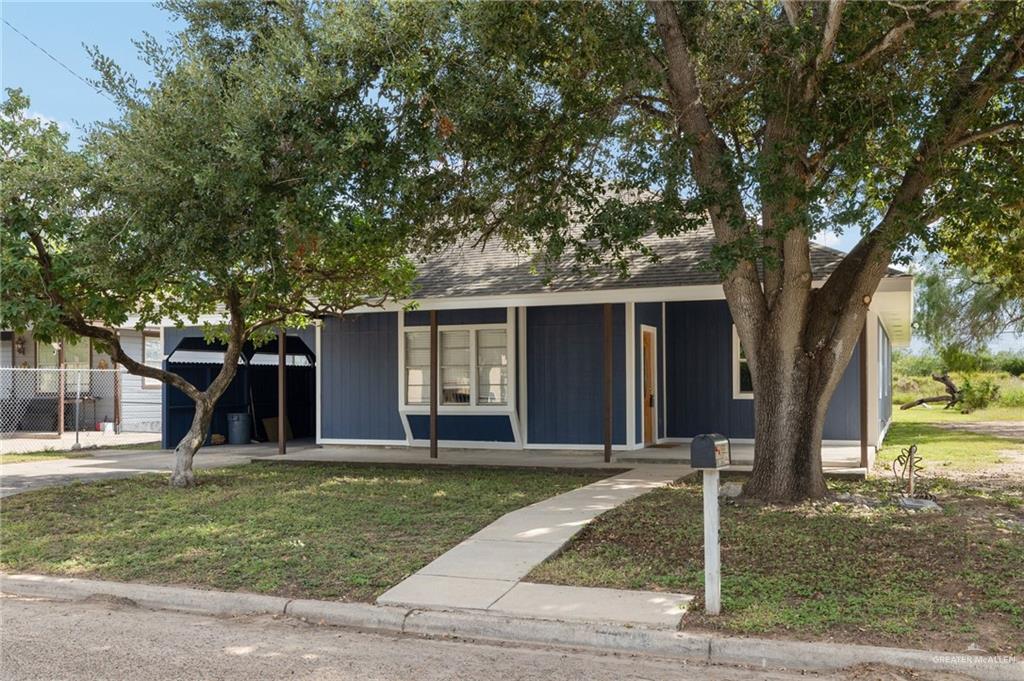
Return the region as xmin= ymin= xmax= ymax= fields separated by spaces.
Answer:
xmin=2 ymin=1 xmax=181 ymax=147
xmin=2 ymin=2 xmax=1018 ymax=353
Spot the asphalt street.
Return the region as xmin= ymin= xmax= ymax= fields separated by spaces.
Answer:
xmin=0 ymin=594 xmax=953 ymax=681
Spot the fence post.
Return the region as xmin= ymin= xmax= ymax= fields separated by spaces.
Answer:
xmin=113 ymin=368 xmax=122 ymax=434
xmin=57 ymin=344 xmax=66 ymax=436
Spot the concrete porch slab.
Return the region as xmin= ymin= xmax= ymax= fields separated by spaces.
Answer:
xmin=490 ymin=582 xmax=692 ymax=628
xmin=376 ymin=574 xmax=515 ymax=610
xmin=417 ymin=539 xmax=561 ymax=581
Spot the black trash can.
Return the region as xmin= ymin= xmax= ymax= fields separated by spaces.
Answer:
xmin=227 ymin=413 xmax=251 ymax=445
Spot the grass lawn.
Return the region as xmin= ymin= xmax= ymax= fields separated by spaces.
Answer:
xmin=0 ymin=462 xmax=605 ymax=602
xmin=0 ymin=442 xmax=161 ymax=465
xmin=530 ymin=407 xmax=1023 ymax=653
xmin=529 ymin=475 xmax=1023 ymax=654
xmin=876 ymin=405 xmax=1024 ymax=476
xmin=890 ymin=405 xmax=1024 ymax=424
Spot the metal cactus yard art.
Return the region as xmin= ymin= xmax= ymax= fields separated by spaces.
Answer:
xmin=892 ymin=444 xmax=925 ymax=496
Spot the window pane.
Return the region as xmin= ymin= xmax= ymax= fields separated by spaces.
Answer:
xmin=739 ymin=360 xmax=753 ymax=393
xmin=405 ymin=331 xmax=431 ymax=405
xmin=441 ymin=330 xmax=470 ymax=405
xmin=476 ymin=329 xmax=507 ymax=405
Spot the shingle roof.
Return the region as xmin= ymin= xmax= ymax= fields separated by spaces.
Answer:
xmin=410 ymin=223 xmax=908 ymax=299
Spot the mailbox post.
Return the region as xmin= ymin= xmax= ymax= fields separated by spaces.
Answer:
xmin=690 ymin=434 xmax=731 ymax=616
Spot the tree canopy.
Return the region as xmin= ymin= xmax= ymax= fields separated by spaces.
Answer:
xmin=0 ymin=1 xmax=433 ymax=485
xmin=365 ymin=0 xmax=1024 ymax=500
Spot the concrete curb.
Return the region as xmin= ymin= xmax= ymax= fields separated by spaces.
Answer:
xmin=3 ymin=574 xmax=1019 ymax=681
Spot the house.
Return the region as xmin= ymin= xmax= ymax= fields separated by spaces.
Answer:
xmin=1 ymin=327 xmax=163 ymax=435
xmin=159 ymin=225 xmax=911 ymax=466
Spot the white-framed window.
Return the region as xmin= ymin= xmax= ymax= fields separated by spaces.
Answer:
xmin=732 ymin=325 xmax=753 ymax=399
xmin=440 ymin=329 xmax=471 ymax=405
xmin=36 ymin=338 xmax=91 ymax=393
xmin=402 ymin=322 xmax=510 ymax=409
xmin=142 ymin=333 xmax=163 ymax=388
xmin=404 ymin=330 xmax=431 ymax=405
xmin=476 ymin=329 xmax=508 ymax=405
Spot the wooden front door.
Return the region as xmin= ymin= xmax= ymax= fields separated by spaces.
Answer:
xmin=642 ymin=329 xmax=655 ymax=446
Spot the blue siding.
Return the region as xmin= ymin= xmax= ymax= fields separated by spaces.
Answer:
xmin=635 ymin=302 xmax=665 ymax=442
xmin=664 ymin=301 xmax=862 ymax=441
xmin=405 ymin=308 xmax=506 ymax=326
xmin=826 ymin=343 xmax=862 ymax=440
xmin=320 ymin=313 xmax=405 ymax=441
xmin=527 ymin=304 xmax=626 ymax=445
xmin=407 ymin=414 xmax=515 ymax=442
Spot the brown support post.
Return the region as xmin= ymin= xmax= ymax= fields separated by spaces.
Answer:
xmin=56 ymin=343 xmax=66 ymax=436
xmin=859 ymin=322 xmax=869 ymax=469
xmin=113 ymin=362 xmax=122 ymax=435
xmin=429 ymin=310 xmax=439 ymax=459
xmin=603 ymin=303 xmax=613 ymax=463
xmin=278 ymin=328 xmax=286 ymax=456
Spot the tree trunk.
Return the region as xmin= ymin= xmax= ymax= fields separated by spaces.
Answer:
xmin=743 ymin=352 xmax=831 ymax=502
xmin=736 ymin=289 xmax=868 ymax=504
xmin=170 ymin=398 xmax=215 ymax=488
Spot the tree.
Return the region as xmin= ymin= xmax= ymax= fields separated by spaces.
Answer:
xmin=914 ymin=258 xmax=1024 ymax=364
xmin=368 ymin=0 xmax=1024 ymax=501
xmin=1 ymin=2 xmax=426 ymax=486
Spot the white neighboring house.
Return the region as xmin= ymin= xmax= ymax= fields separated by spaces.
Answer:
xmin=1 ymin=328 xmax=163 ymax=434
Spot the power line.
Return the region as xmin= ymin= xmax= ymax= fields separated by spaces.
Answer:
xmin=2 ymin=18 xmax=115 ymax=104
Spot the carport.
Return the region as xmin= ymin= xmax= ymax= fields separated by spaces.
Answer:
xmin=161 ymin=331 xmax=316 ymax=452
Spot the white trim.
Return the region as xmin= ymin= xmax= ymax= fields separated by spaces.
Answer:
xmin=397 ymin=308 xmax=407 ymax=411
xmin=659 ymin=436 xmax=865 ymax=446
xmin=640 ymin=324 xmax=658 ymax=448
xmin=401 ymin=405 xmax=515 ymax=415
xmin=517 ymin=306 xmax=528 ymax=446
xmin=731 ymin=325 xmax=754 ymax=400
xmin=319 ymin=438 xmax=409 ymax=447
xmin=625 ymin=303 xmax=636 ymax=446
xmin=524 ymin=442 xmax=637 ymax=451
xmin=315 ymin=321 xmax=322 ymax=444
xmin=508 ymin=409 xmax=523 ymax=447
xmin=409 ymin=438 xmax=522 ymax=450
xmin=505 ymin=307 xmax=517 ymax=421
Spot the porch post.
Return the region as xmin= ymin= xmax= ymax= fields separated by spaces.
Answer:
xmin=57 ymin=342 xmax=65 ymax=436
xmin=113 ymin=361 xmax=122 ymax=434
xmin=603 ymin=303 xmax=612 ymax=463
xmin=859 ymin=322 xmax=868 ymax=469
xmin=278 ymin=328 xmax=286 ymax=455
xmin=429 ymin=310 xmax=438 ymax=458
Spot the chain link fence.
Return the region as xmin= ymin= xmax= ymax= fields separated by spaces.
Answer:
xmin=1 ymin=368 xmax=131 ymax=436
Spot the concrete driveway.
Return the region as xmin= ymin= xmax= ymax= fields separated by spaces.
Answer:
xmin=0 ymin=443 xmax=317 ymax=498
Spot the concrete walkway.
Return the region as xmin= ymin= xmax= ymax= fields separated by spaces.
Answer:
xmin=0 ymin=442 xmax=317 ymax=498
xmin=0 ymin=431 xmax=160 ymax=455
xmin=377 ymin=464 xmax=694 ymax=628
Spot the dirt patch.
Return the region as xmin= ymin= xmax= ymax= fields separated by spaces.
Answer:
xmin=932 ymin=421 xmax=1024 ymax=440
xmin=930 ymin=448 xmax=1024 ymax=492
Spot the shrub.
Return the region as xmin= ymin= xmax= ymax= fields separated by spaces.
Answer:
xmin=995 ymin=353 xmax=1024 ymax=377
xmin=1000 ymin=388 xmax=1024 ymax=408
xmin=959 ymin=376 xmax=1000 ymax=413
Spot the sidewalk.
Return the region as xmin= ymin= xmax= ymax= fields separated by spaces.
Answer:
xmin=378 ymin=465 xmax=694 ymax=627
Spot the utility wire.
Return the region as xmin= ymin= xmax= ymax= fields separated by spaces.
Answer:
xmin=2 ymin=18 xmax=115 ymax=104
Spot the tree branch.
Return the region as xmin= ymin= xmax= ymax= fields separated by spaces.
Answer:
xmin=952 ymin=121 xmax=1022 ymax=148
xmin=846 ymin=0 xmax=969 ymax=68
